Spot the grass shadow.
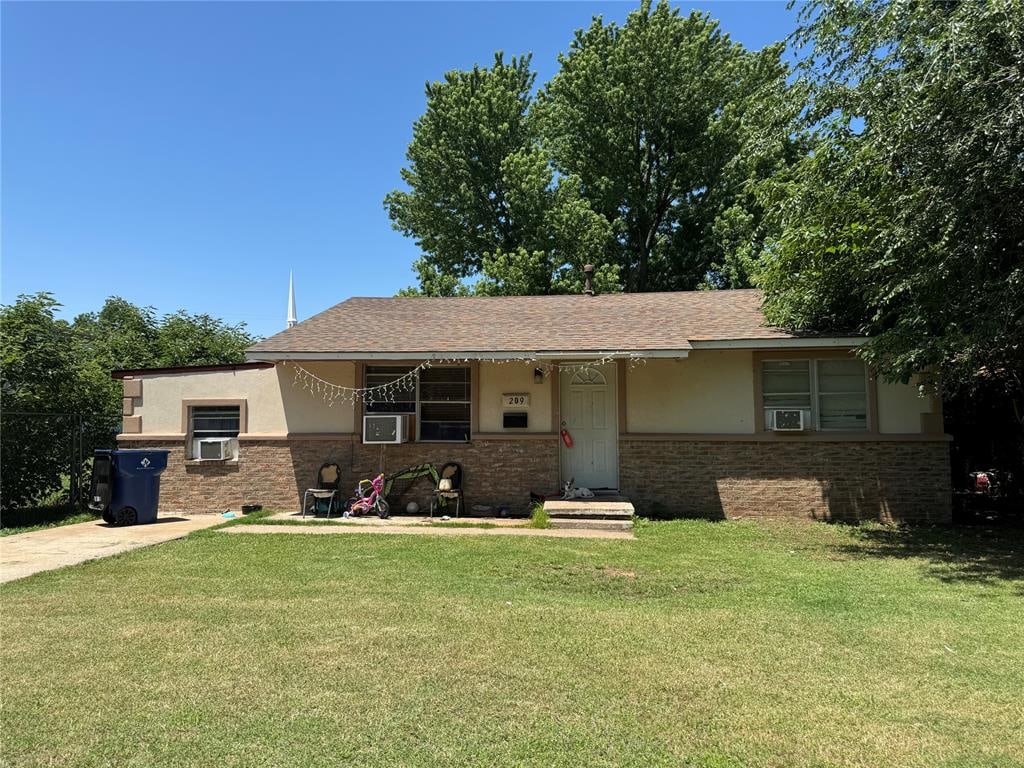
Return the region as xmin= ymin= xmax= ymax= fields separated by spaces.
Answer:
xmin=833 ymin=524 xmax=1024 ymax=588
xmin=0 ymin=505 xmax=99 ymax=535
xmin=96 ymin=516 xmax=191 ymax=528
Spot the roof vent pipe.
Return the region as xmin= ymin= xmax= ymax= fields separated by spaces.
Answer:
xmin=583 ymin=264 xmax=595 ymax=296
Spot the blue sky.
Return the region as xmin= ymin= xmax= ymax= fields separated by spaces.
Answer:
xmin=2 ymin=1 xmax=798 ymax=339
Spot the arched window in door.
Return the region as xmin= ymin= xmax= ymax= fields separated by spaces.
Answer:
xmin=569 ymin=368 xmax=607 ymax=386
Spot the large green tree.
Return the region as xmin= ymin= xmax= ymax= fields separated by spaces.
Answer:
xmin=385 ymin=54 xmax=614 ymax=296
xmin=0 ymin=295 xmax=110 ymax=511
xmin=538 ymin=0 xmax=796 ymax=291
xmin=386 ymin=2 xmax=795 ymax=295
xmin=73 ymin=298 xmax=159 ymax=373
xmin=152 ymin=311 xmax=255 ymax=368
xmin=757 ymin=0 xmax=1024 ymax=417
xmin=1 ymin=293 xmax=257 ymax=511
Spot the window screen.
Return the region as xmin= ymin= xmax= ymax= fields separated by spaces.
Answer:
xmin=761 ymin=358 xmax=868 ymax=431
xmin=762 ymin=360 xmax=812 ymax=409
xmin=363 ymin=365 xmax=472 ymax=441
xmin=191 ymin=406 xmax=240 ymax=438
xmin=816 ymin=359 xmax=867 ymax=431
xmin=419 ymin=367 xmax=470 ymax=442
xmin=364 ymin=367 xmax=416 ymax=413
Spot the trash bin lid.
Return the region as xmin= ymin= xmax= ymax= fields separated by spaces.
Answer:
xmin=112 ymin=448 xmax=170 ymax=474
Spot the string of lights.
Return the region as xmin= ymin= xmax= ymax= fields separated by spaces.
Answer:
xmin=288 ymin=354 xmax=649 ymax=407
xmin=290 ymin=360 xmax=428 ymax=408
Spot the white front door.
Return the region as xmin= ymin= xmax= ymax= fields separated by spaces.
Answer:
xmin=559 ymin=363 xmax=618 ymax=490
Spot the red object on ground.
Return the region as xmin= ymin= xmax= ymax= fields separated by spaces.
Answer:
xmin=973 ymin=473 xmax=992 ymax=492
xmin=561 ymin=429 xmax=574 ymax=448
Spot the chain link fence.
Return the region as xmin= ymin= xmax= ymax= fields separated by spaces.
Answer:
xmin=0 ymin=411 xmax=122 ymax=522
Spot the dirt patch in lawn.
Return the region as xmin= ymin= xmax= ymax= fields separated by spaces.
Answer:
xmin=600 ymin=566 xmax=637 ymax=579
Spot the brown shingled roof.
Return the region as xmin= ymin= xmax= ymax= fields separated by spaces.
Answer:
xmin=246 ymin=289 xmax=805 ymax=357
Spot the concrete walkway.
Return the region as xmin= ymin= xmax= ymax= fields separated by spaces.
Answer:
xmin=221 ymin=523 xmax=635 ymax=540
xmin=0 ymin=516 xmax=225 ymax=583
xmin=268 ymin=511 xmax=530 ymax=527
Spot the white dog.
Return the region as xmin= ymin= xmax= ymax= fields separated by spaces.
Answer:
xmin=562 ymin=478 xmax=595 ymax=500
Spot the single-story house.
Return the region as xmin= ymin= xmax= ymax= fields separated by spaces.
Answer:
xmin=114 ymin=289 xmax=951 ymax=523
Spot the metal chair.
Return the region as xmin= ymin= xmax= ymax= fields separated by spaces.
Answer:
xmin=430 ymin=462 xmax=464 ymax=518
xmin=302 ymin=462 xmax=342 ymax=518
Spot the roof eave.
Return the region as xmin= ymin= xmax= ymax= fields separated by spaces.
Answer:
xmin=245 ymin=336 xmax=866 ymax=362
xmin=112 ymin=362 xmax=274 ymax=379
xmin=245 ymin=349 xmax=694 ymax=362
xmin=688 ymin=337 xmax=865 ymax=350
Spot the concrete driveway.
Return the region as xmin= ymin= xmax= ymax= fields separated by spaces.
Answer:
xmin=0 ymin=516 xmax=224 ymax=583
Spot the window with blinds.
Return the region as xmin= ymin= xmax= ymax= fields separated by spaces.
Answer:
xmin=762 ymin=360 xmax=813 ymax=410
xmin=418 ymin=367 xmax=471 ymax=442
xmin=364 ymin=367 xmax=416 ymax=413
xmin=816 ymin=359 xmax=868 ymax=430
xmin=190 ymin=406 xmax=241 ymax=438
xmin=761 ymin=358 xmax=868 ymax=431
xmin=363 ymin=365 xmax=471 ymax=442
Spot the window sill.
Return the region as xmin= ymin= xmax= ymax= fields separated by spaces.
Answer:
xmin=621 ymin=433 xmax=950 ymax=442
xmin=185 ymin=458 xmax=240 ymax=465
xmin=758 ymin=430 xmax=872 ymax=439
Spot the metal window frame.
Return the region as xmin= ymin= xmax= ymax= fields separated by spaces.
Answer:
xmin=761 ymin=357 xmax=869 ymax=432
xmin=416 ymin=364 xmax=471 ymax=443
xmin=189 ymin=404 xmax=242 ymax=437
xmin=363 ymin=364 xmax=473 ymax=443
xmin=363 ymin=365 xmax=417 ymax=414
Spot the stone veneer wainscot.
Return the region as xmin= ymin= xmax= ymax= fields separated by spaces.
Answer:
xmin=132 ymin=437 xmax=560 ymax=516
xmin=618 ymin=438 xmax=951 ymax=523
xmin=124 ymin=435 xmax=949 ymax=523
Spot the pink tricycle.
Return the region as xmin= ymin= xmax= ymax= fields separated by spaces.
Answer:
xmin=347 ymin=473 xmax=390 ymax=518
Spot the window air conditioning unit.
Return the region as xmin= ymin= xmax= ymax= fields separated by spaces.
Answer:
xmin=363 ymin=415 xmax=410 ymax=444
xmin=771 ymin=409 xmax=805 ymax=432
xmin=193 ymin=437 xmax=237 ymax=461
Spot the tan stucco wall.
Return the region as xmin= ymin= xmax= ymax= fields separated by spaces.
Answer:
xmin=276 ymin=361 xmax=356 ymax=434
xmin=626 ymin=351 xmax=756 ymax=434
xmin=130 ymin=362 xmax=356 ymax=436
xmin=131 ymin=367 xmax=282 ymax=434
xmin=876 ymin=375 xmax=937 ymax=434
xmin=478 ymin=361 xmax=553 ymax=433
xmin=127 ymin=351 xmax=937 ymax=439
xmin=134 ymin=361 xmax=545 ymax=436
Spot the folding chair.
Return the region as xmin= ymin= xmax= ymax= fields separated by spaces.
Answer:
xmin=430 ymin=462 xmax=464 ymax=518
xmin=302 ymin=462 xmax=342 ymax=518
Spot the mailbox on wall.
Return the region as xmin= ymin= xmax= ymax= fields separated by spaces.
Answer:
xmin=502 ymin=412 xmax=529 ymax=429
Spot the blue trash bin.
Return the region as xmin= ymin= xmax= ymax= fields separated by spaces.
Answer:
xmin=89 ymin=449 xmax=170 ymax=526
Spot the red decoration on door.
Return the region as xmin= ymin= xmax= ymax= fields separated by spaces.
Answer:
xmin=560 ymin=429 xmax=574 ymax=448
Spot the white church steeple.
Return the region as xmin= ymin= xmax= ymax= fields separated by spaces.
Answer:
xmin=286 ymin=271 xmax=297 ymax=329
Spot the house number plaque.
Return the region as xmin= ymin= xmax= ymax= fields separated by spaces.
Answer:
xmin=502 ymin=393 xmax=530 ymax=408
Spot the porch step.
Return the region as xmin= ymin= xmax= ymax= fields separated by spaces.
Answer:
xmin=543 ymin=500 xmax=635 ymax=521
xmin=549 ymin=517 xmax=634 ymax=532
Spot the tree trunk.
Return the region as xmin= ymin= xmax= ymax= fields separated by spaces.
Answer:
xmin=636 ymin=233 xmax=653 ymax=292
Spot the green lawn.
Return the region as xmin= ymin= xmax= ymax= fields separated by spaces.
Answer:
xmin=2 ymin=520 xmax=1021 ymax=767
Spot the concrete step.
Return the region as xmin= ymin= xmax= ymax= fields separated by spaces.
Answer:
xmin=543 ymin=500 xmax=635 ymax=521
xmin=549 ymin=517 xmax=634 ymax=532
